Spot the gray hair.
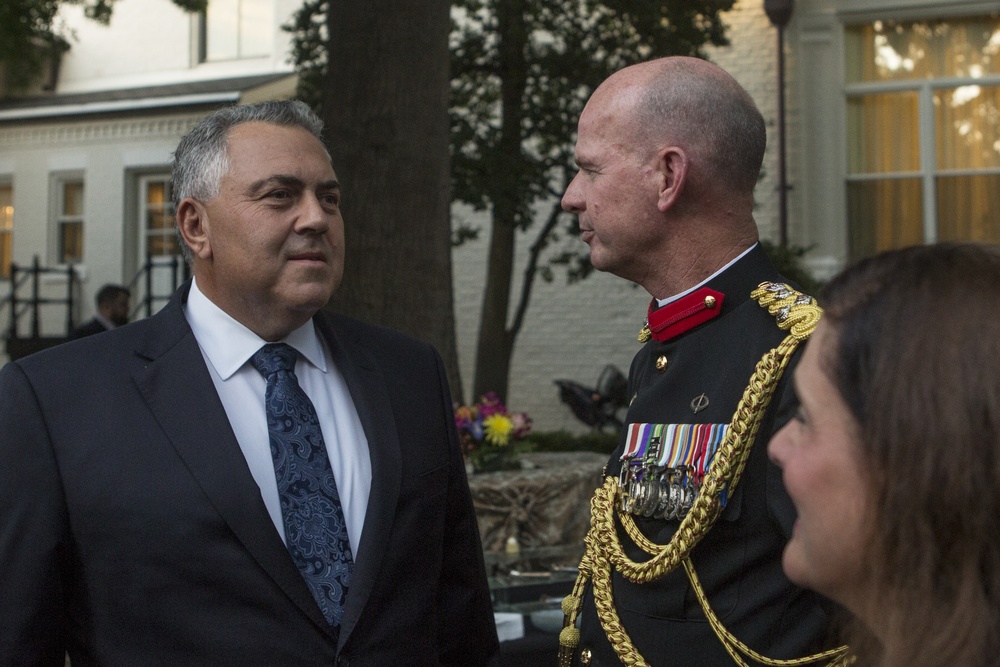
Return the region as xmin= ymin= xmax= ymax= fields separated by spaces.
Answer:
xmin=635 ymin=60 xmax=766 ymax=193
xmin=171 ymin=99 xmax=326 ymax=260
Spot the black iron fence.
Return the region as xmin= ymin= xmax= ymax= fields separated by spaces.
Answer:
xmin=2 ymin=257 xmax=79 ymax=360
xmin=125 ymin=254 xmax=189 ymax=321
xmin=2 ymin=255 xmax=188 ymax=361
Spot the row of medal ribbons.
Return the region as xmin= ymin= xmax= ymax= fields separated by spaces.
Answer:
xmin=619 ymin=422 xmax=730 ymax=520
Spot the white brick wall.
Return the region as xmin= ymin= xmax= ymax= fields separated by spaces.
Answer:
xmin=707 ymin=0 xmax=797 ymax=246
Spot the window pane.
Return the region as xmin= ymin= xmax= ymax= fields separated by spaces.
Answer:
xmin=63 ymin=181 xmax=84 ymax=216
xmin=846 ymin=14 xmax=1000 ymax=83
xmin=239 ymin=0 xmax=271 ymax=57
xmin=847 ymin=179 xmax=924 ymax=260
xmin=146 ymin=182 xmax=165 ymax=206
xmin=60 ymin=221 xmax=83 ymax=263
xmin=0 ymin=232 xmax=10 ymax=279
xmin=0 ymin=184 xmax=11 ymax=278
xmin=144 ymin=180 xmax=174 ymax=230
xmin=206 ymin=0 xmax=239 ymax=61
xmin=143 ymin=178 xmax=176 ymax=259
xmin=0 ymin=184 xmax=12 ymax=230
xmin=937 ymin=174 xmax=1000 ymax=243
xmin=847 ymin=92 xmax=920 ymax=174
xmin=205 ymin=0 xmax=271 ymax=61
xmin=936 ymin=85 xmax=1000 ymax=170
xmin=147 ymin=210 xmax=173 ymax=231
xmin=147 ymin=233 xmax=179 ymax=257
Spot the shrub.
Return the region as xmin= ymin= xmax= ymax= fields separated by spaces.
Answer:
xmin=522 ymin=430 xmax=618 ymax=454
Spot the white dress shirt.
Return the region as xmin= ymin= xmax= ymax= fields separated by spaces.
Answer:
xmin=184 ymin=278 xmax=371 ymax=556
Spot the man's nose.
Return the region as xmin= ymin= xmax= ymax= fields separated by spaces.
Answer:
xmin=296 ymin=194 xmax=332 ymax=233
xmin=561 ymin=172 xmax=584 ymax=213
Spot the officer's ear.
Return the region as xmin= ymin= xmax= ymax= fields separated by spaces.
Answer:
xmin=176 ymin=197 xmax=213 ymax=261
xmin=656 ymin=146 xmax=687 ymax=212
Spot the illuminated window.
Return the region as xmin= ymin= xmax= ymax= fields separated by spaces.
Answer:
xmin=845 ymin=13 xmax=1000 ymax=259
xmin=141 ymin=176 xmax=178 ymax=258
xmin=202 ymin=0 xmax=272 ymax=62
xmin=54 ymin=177 xmax=84 ymax=264
xmin=0 ymin=183 xmax=12 ymax=279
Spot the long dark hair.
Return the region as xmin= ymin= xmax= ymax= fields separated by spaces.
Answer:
xmin=819 ymin=243 xmax=1000 ymax=666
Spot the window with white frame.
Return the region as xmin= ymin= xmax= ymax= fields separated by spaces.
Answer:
xmin=0 ymin=182 xmax=12 ymax=279
xmin=140 ymin=175 xmax=179 ymax=260
xmin=844 ymin=13 xmax=1000 ymax=260
xmin=201 ymin=0 xmax=272 ymax=62
xmin=54 ymin=176 xmax=84 ymax=264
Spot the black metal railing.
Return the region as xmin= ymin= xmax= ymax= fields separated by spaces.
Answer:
xmin=2 ymin=256 xmax=79 ymax=360
xmin=125 ymin=254 xmax=189 ymax=320
xmin=2 ymin=254 xmax=188 ymax=361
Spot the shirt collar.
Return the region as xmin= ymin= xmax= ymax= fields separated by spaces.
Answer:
xmin=655 ymin=242 xmax=757 ymax=308
xmin=185 ymin=278 xmax=328 ymax=380
xmin=93 ymin=312 xmax=116 ymax=330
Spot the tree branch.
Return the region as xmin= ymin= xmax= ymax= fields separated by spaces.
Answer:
xmin=508 ymin=193 xmax=566 ymax=339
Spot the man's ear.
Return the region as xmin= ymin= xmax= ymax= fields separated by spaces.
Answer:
xmin=656 ymin=146 xmax=688 ymax=213
xmin=175 ymin=197 xmax=212 ymax=260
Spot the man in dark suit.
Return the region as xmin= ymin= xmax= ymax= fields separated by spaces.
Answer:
xmin=0 ymin=100 xmax=498 ymax=666
xmin=557 ymin=58 xmax=835 ymax=665
xmin=69 ymin=283 xmax=130 ymax=339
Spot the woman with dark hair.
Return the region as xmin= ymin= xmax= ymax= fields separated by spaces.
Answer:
xmin=768 ymin=242 xmax=1000 ymax=667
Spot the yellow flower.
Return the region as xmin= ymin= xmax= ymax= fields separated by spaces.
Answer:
xmin=483 ymin=414 xmax=514 ymax=446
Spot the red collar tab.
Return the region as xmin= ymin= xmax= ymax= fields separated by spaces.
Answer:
xmin=645 ymin=287 xmax=725 ymax=342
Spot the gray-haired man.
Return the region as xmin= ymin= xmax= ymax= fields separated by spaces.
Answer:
xmin=0 ymin=100 xmax=498 ymax=666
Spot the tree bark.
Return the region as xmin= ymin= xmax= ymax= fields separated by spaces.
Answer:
xmin=321 ymin=0 xmax=462 ymax=398
xmin=470 ymin=0 xmax=528 ymax=403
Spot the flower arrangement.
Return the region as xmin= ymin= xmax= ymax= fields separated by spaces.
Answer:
xmin=455 ymin=392 xmax=532 ymax=473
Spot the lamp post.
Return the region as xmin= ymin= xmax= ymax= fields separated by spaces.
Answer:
xmin=764 ymin=0 xmax=793 ymax=248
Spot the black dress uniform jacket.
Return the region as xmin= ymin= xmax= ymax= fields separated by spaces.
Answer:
xmin=575 ymin=245 xmax=831 ymax=666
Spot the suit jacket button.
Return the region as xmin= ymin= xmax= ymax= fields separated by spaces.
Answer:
xmin=655 ymin=355 xmax=668 ymax=372
xmin=580 ymin=646 xmax=593 ymax=665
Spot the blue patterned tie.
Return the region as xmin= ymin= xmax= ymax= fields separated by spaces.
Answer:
xmin=251 ymin=343 xmax=353 ymax=629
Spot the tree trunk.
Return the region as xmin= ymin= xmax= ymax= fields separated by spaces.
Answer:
xmin=470 ymin=0 xmax=528 ymax=403
xmin=472 ymin=212 xmax=516 ymax=401
xmin=320 ymin=1 xmax=462 ymax=398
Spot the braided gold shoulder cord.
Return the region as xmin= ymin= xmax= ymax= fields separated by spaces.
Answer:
xmin=557 ymin=282 xmax=853 ymax=667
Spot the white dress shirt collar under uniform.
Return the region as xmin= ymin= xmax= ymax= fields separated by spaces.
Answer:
xmin=655 ymin=242 xmax=757 ymax=307
xmin=184 ymin=278 xmax=371 ymax=557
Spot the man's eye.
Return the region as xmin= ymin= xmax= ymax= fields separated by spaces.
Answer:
xmin=267 ymin=190 xmax=291 ymax=200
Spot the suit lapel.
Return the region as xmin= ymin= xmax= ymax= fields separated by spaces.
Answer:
xmin=316 ymin=314 xmax=403 ymax=650
xmin=131 ymin=285 xmax=335 ymax=636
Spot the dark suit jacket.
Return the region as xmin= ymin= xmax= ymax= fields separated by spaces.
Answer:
xmin=68 ymin=316 xmax=111 ymax=340
xmin=0 ymin=284 xmax=498 ymax=666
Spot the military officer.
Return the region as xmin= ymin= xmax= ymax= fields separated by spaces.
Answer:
xmin=558 ymin=57 xmax=842 ymax=666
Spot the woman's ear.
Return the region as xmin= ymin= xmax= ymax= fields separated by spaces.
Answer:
xmin=656 ymin=146 xmax=688 ymax=213
xmin=175 ymin=198 xmax=212 ymax=260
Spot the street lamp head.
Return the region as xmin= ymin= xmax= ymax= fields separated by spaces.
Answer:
xmin=764 ymin=0 xmax=794 ymax=29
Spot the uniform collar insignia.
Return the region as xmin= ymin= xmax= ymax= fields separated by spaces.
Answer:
xmin=638 ymin=287 xmax=725 ymax=343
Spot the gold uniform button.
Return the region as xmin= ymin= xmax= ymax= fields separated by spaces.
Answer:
xmin=580 ymin=647 xmax=593 ymax=665
xmin=704 ymin=295 xmax=717 ymax=308
xmin=655 ymin=355 xmax=668 ymax=372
